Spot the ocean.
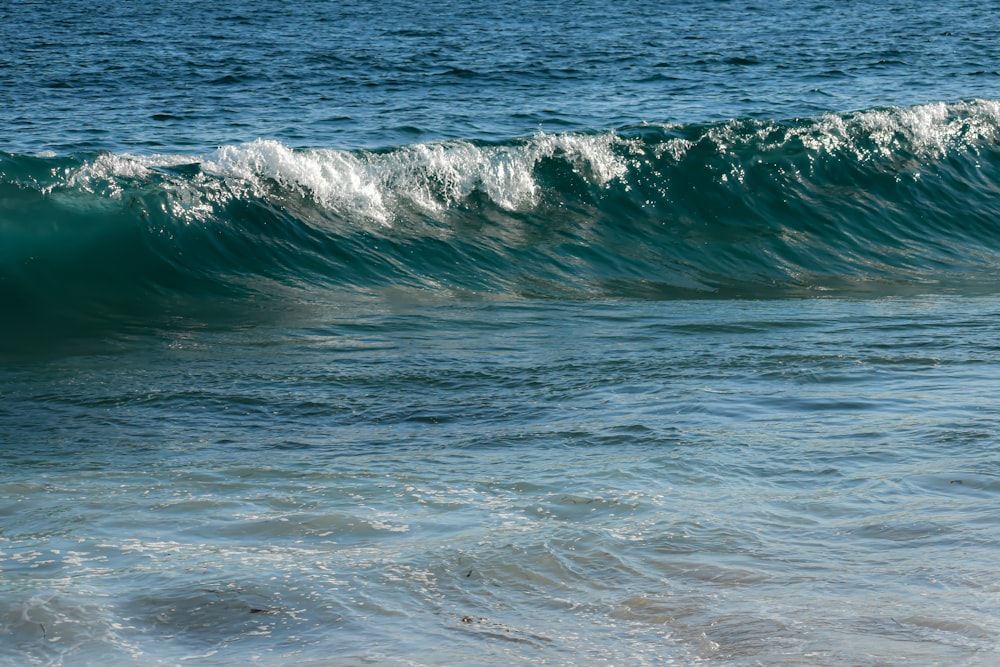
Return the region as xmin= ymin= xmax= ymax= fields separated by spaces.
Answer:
xmin=2 ymin=1 xmax=1000 ymax=665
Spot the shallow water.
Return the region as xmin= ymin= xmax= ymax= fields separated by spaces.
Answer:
xmin=3 ymin=296 xmax=999 ymax=665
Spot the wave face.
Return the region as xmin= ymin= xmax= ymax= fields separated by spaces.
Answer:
xmin=4 ymin=100 xmax=1000 ymax=332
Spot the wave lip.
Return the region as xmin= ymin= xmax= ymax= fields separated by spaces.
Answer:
xmin=3 ymin=99 xmax=1000 ymax=337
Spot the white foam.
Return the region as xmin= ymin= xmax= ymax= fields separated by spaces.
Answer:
xmin=65 ymin=151 xmax=204 ymax=201
xmin=56 ymin=133 xmax=627 ymax=225
xmin=650 ymin=99 xmax=1000 ymax=164
xmin=197 ymin=133 xmax=629 ymax=224
xmin=801 ymin=99 xmax=1000 ymax=160
xmin=203 ymin=140 xmax=391 ymax=222
xmin=55 ymin=100 xmax=1000 ymax=227
xmin=58 ymin=133 xmax=629 ymax=226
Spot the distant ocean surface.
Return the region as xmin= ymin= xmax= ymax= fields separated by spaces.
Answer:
xmin=3 ymin=1 xmax=1000 ymax=665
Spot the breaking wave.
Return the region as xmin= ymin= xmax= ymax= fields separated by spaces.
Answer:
xmin=4 ymin=99 xmax=1000 ymax=336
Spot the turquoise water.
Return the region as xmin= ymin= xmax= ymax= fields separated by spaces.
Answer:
xmin=3 ymin=1 xmax=1000 ymax=665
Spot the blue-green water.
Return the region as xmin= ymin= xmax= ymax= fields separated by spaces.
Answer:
xmin=3 ymin=1 xmax=1000 ymax=665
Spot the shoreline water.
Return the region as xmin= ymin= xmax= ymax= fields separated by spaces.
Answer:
xmin=3 ymin=296 xmax=999 ymax=665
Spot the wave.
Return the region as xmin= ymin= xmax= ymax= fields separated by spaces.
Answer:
xmin=4 ymin=99 xmax=1000 ymax=335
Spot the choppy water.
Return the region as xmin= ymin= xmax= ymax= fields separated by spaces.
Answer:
xmin=4 ymin=0 xmax=1000 ymax=152
xmin=3 ymin=1 xmax=1000 ymax=665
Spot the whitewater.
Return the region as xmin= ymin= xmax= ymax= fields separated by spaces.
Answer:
xmin=3 ymin=1 xmax=1000 ymax=665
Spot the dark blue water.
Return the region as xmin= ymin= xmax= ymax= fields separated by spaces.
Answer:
xmin=4 ymin=0 xmax=1000 ymax=152
xmin=3 ymin=1 xmax=1000 ymax=665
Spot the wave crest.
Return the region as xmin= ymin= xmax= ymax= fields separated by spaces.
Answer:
xmin=3 ymin=99 xmax=1000 ymax=336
